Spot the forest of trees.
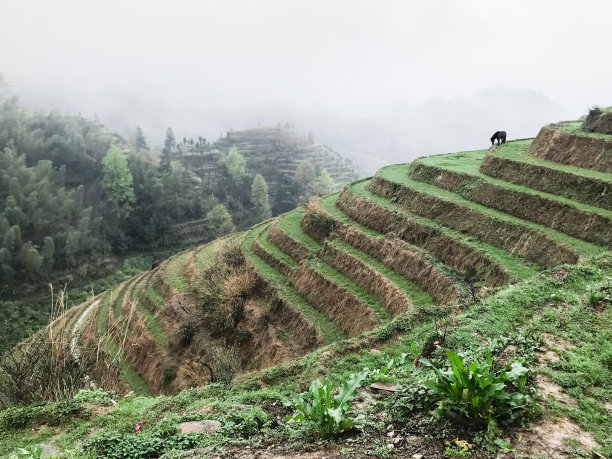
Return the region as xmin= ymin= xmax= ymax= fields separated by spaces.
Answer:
xmin=0 ymin=97 xmax=352 ymax=348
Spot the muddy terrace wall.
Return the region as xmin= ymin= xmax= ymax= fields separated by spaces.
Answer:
xmin=528 ymin=125 xmax=612 ymax=173
xmin=480 ymin=152 xmax=612 ymax=211
xmin=409 ymin=161 xmax=612 ymax=246
xmin=334 ymin=188 xmax=517 ymax=287
xmin=368 ymin=175 xmax=580 ymax=268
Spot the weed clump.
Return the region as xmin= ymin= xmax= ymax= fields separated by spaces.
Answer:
xmin=582 ymin=106 xmax=602 ymax=132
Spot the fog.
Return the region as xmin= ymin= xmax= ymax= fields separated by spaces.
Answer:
xmin=2 ymin=0 xmax=612 ymax=173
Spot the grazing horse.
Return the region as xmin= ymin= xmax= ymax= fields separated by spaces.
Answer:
xmin=490 ymin=131 xmax=507 ymax=145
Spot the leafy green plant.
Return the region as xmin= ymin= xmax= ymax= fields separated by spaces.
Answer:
xmin=421 ymin=350 xmax=532 ymax=426
xmin=287 ymin=371 xmax=367 ymax=435
xmin=364 ymin=354 xmax=407 ymax=383
xmin=74 ymin=388 xmax=116 ymax=405
xmin=11 ymin=444 xmax=42 ymax=459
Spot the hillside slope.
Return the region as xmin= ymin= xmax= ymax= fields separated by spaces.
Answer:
xmin=2 ymin=115 xmax=611 ymax=457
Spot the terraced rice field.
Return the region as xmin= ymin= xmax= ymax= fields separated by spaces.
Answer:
xmin=68 ymin=127 xmax=611 ymax=396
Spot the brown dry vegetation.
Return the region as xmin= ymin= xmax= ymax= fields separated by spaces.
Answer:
xmin=252 ymin=238 xmax=292 ymax=276
xmin=335 ymin=189 xmax=516 ymax=286
xmin=528 ymin=125 xmax=612 ymax=173
xmin=302 ymin=199 xmax=463 ymax=305
xmin=368 ymin=175 xmax=580 ymax=267
xmin=319 ymin=242 xmax=413 ymax=315
xmin=409 ymin=160 xmax=612 ymax=246
xmin=480 ymin=152 xmax=612 ymax=211
xmin=289 ymin=263 xmax=377 ymax=337
xmin=267 ymin=223 xmax=310 ymax=262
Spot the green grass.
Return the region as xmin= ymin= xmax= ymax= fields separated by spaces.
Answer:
xmin=194 ymin=233 xmax=242 ymax=272
xmin=101 ymin=335 xmax=150 ymax=396
xmin=256 ymin=225 xmax=297 ymax=268
xmin=313 ymin=259 xmax=391 ymax=323
xmin=277 ymin=209 xmax=320 ymax=252
xmin=2 ymin=254 xmax=611 ymax=457
xmin=134 ymin=303 xmax=169 ymax=349
xmin=347 ymin=181 xmax=541 ymax=281
xmin=418 ymin=148 xmax=612 ymax=219
xmin=242 ymin=224 xmax=344 ymax=344
xmin=494 ymin=140 xmax=612 ymax=182
xmin=276 ymin=210 xmax=392 ymax=323
xmin=96 ymin=293 xmax=112 ymax=337
xmin=145 ymin=285 xmax=164 ymax=309
xmin=163 ymin=251 xmax=191 ymax=292
xmin=107 ymin=282 xmax=128 ymax=327
xmin=329 ymin=239 xmax=434 ymax=309
xmin=554 ymin=120 xmax=612 ymax=140
xmin=377 ymin=165 xmax=605 ymax=258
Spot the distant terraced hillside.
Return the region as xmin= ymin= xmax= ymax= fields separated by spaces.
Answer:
xmin=62 ymin=117 xmax=611 ymax=396
xmin=182 ymin=127 xmax=360 ymax=211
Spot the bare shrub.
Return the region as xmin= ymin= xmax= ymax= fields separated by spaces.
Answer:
xmin=583 ymin=106 xmax=602 ymax=132
xmin=0 ymin=286 xmax=95 ymax=407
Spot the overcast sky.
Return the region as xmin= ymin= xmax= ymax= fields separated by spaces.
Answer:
xmin=2 ymin=0 xmax=612 ymax=169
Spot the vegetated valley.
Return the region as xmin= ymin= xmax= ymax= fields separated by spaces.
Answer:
xmin=0 ymin=98 xmax=359 ymax=353
xmin=1 ymin=108 xmax=611 ymax=458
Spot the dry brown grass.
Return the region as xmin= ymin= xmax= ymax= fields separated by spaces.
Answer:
xmin=320 ymin=243 xmax=413 ymax=315
xmin=289 ymin=264 xmax=377 ymax=337
xmin=368 ymin=175 xmax=579 ymax=268
xmin=268 ymin=223 xmax=309 ymax=262
xmin=303 ymin=199 xmax=462 ymax=305
xmin=335 ymin=189 xmax=516 ymax=286
xmin=252 ymin=238 xmax=292 ymax=276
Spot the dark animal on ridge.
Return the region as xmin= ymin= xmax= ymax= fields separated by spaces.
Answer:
xmin=490 ymin=131 xmax=507 ymax=145
xmin=151 ymin=259 xmax=161 ymax=270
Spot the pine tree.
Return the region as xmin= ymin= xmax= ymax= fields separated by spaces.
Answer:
xmin=135 ymin=127 xmax=148 ymax=150
xmin=251 ymin=174 xmax=271 ymax=221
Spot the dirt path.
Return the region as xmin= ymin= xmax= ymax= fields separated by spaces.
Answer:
xmin=70 ymin=298 xmax=100 ymax=361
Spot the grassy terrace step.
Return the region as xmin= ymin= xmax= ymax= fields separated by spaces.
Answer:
xmin=274 ymin=210 xmax=393 ymax=324
xmin=317 ymin=197 xmax=457 ymax=306
xmin=91 ymin=286 xmax=149 ymax=395
xmin=328 ymin=238 xmax=433 ymax=313
xmin=131 ymin=273 xmax=169 ymax=350
xmin=339 ymin=181 xmax=539 ymax=282
xmin=411 ymin=149 xmax=612 ymax=246
xmin=101 ymin=333 xmax=150 ymax=396
xmin=371 ymin=166 xmax=605 ymax=267
xmin=305 ymin=196 xmax=462 ymax=305
xmin=482 ymin=140 xmax=612 ymax=211
xmin=251 ymin=223 xmax=295 ymax=276
xmin=269 ymin=208 xmax=389 ymax=332
xmin=162 ymin=250 xmax=192 ymax=292
xmin=242 ymin=224 xmax=344 ymax=344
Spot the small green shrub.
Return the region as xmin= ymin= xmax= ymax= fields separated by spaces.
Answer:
xmin=221 ymin=406 xmax=270 ymax=438
xmin=287 ymin=371 xmax=367 ymax=435
xmin=74 ymin=388 xmax=116 ymax=405
xmin=46 ymin=399 xmax=86 ymax=426
xmin=421 ymin=350 xmax=532 ymax=426
xmin=11 ymin=444 xmax=42 ymax=459
xmin=0 ymin=405 xmax=43 ymax=430
xmin=87 ymin=433 xmax=164 ymax=459
xmin=583 ymin=106 xmax=602 ymax=132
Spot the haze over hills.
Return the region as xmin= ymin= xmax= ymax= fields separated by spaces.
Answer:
xmin=11 ymin=84 xmax=570 ymax=175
